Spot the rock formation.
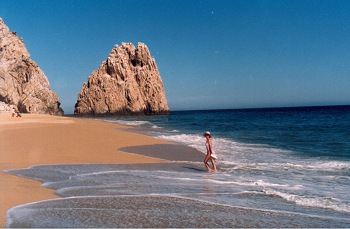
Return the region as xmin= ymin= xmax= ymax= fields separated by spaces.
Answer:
xmin=0 ymin=101 xmax=11 ymax=112
xmin=0 ymin=18 xmax=63 ymax=115
xmin=74 ymin=42 xmax=170 ymax=116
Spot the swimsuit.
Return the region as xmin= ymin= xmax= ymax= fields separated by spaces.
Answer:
xmin=206 ymin=142 xmax=217 ymax=159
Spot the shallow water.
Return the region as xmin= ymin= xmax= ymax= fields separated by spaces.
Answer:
xmin=6 ymin=163 xmax=350 ymax=228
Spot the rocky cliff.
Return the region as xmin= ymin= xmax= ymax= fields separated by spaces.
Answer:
xmin=74 ymin=42 xmax=170 ymax=116
xmin=0 ymin=18 xmax=63 ymax=115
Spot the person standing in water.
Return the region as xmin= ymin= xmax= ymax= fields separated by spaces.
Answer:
xmin=204 ymin=131 xmax=217 ymax=172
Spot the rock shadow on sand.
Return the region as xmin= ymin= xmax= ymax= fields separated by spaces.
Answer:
xmin=119 ymin=144 xmax=204 ymax=162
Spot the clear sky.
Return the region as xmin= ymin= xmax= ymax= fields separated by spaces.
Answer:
xmin=1 ymin=0 xmax=350 ymax=114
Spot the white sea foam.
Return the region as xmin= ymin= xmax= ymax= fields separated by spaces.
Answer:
xmin=75 ymin=170 xmax=127 ymax=177
xmin=153 ymin=173 xmax=300 ymax=190
xmin=155 ymin=176 xmax=202 ymax=182
xmin=104 ymin=120 xmax=152 ymax=126
xmin=310 ymin=161 xmax=350 ymax=170
xmin=263 ymin=190 xmax=350 ymax=213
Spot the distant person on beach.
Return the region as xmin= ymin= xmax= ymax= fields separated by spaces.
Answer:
xmin=11 ymin=107 xmax=15 ymax=117
xmin=11 ymin=107 xmax=21 ymax=117
xmin=204 ymin=131 xmax=217 ymax=172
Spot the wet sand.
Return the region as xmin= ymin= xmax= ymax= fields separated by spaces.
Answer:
xmin=0 ymin=113 xmax=203 ymax=227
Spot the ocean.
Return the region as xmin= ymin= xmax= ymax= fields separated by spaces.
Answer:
xmin=6 ymin=105 xmax=350 ymax=227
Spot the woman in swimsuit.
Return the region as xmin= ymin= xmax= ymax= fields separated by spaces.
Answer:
xmin=204 ymin=131 xmax=217 ymax=172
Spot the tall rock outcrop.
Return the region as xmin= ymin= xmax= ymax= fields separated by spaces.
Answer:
xmin=74 ymin=42 xmax=170 ymax=115
xmin=0 ymin=18 xmax=63 ymax=115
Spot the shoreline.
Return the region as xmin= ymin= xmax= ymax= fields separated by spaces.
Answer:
xmin=0 ymin=113 xmax=203 ymax=227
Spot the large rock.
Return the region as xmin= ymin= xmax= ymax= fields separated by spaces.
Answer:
xmin=0 ymin=18 xmax=63 ymax=115
xmin=74 ymin=42 xmax=170 ymax=116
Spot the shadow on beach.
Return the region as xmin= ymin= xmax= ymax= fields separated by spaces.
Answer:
xmin=119 ymin=144 xmax=204 ymax=162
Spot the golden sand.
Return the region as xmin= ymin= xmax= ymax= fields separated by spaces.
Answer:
xmin=0 ymin=113 xmax=170 ymax=227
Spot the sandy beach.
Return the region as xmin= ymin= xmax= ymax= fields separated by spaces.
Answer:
xmin=0 ymin=113 xmax=174 ymax=227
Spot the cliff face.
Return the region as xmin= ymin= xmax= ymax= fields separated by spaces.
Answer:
xmin=0 ymin=18 xmax=63 ymax=115
xmin=74 ymin=42 xmax=170 ymax=116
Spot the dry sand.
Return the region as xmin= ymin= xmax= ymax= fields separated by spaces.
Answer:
xmin=0 ymin=113 xmax=173 ymax=227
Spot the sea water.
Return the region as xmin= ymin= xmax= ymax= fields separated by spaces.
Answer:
xmin=6 ymin=106 xmax=350 ymax=227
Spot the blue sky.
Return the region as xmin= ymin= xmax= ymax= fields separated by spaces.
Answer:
xmin=1 ymin=0 xmax=350 ymax=114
